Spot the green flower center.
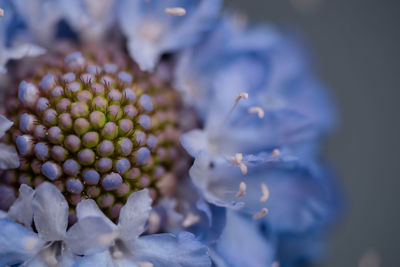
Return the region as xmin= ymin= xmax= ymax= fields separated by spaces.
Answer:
xmin=1 ymin=47 xmax=188 ymax=222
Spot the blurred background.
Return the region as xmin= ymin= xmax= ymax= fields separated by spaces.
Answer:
xmin=225 ymin=0 xmax=400 ymax=266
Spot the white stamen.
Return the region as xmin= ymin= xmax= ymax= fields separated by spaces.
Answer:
xmin=272 ymin=262 xmax=280 ymax=267
xmin=271 ymin=148 xmax=281 ymax=157
xmin=235 ymin=92 xmax=249 ymax=102
xmin=236 ymin=181 xmax=246 ymax=198
xmin=219 ymin=92 xmax=249 ymax=128
xmin=24 ymin=237 xmax=38 ymax=252
xmin=248 ymin=106 xmax=264 ymax=118
xmin=182 ymin=213 xmax=200 ymax=228
xmin=260 ymin=183 xmax=269 ymax=203
xmin=139 ymin=262 xmax=154 ymax=267
xmin=165 ymin=7 xmax=186 ymax=16
xmin=230 ymin=153 xmax=248 ymax=175
xmin=0 ymin=8 xmax=4 ymax=17
xmin=98 ymin=231 xmax=119 ymax=245
xmin=253 ymin=208 xmax=268 ymax=220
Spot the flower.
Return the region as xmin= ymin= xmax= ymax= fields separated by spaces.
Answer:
xmin=69 ymin=188 xmax=211 ymax=266
xmin=0 ymin=182 xmax=212 ymax=266
xmin=0 ymin=1 xmax=341 ymax=266
xmin=117 ymin=0 xmax=222 ymax=71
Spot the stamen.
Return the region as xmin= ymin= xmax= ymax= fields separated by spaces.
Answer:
xmin=248 ymin=107 xmax=264 ymax=119
xmin=0 ymin=8 xmax=4 ymax=17
xmin=260 ymin=183 xmax=269 ymax=203
xmin=236 ymin=181 xmax=246 ymax=198
xmin=165 ymin=7 xmax=186 ymax=16
xmin=220 ymin=92 xmax=249 ymax=128
xmin=112 ymin=250 xmax=124 ymax=259
xmin=148 ymin=211 xmax=161 ymax=234
xmin=182 ymin=213 xmax=200 ymax=228
xmin=253 ymin=208 xmax=268 ymax=220
xmin=230 ymin=153 xmax=248 ymax=175
xmin=139 ymin=262 xmax=154 ymax=267
xmin=271 ymin=148 xmax=281 ymax=157
xmin=272 ymin=262 xmax=280 ymax=267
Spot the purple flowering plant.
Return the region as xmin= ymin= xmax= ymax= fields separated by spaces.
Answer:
xmin=0 ymin=0 xmax=340 ymax=266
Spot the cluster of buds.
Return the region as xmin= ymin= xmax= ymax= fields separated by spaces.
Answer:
xmin=1 ymin=46 xmax=184 ymax=222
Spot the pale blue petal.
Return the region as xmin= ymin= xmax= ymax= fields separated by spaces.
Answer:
xmin=13 ymin=0 xmax=62 ymax=44
xmin=132 ymin=232 xmax=211 ymax=267
xmin=59 ymin=0 xmax=117 ymax=41
xmin=0 ymin=115 xmax=13 ymax=138
xmin=0 ymin=218 xmax=43 ymax=266
xmin=75 ymin=199 xmax=116 ymax=230
xmin=75 ymin=251 xmax=114 ymax=267
xmin=32 ymin=182 xmax=69 ymax=241
xmin=118 ymin=0 xmax=221 ymax=71
xmin=8 ymin=184 xmax=34 ymax=228
xmin=118 ymin=189 xmax=152 ymax=242
xmin=0 ymin=143 xmax=20 ymax=169
xmin=179 ymin=129 xmax=208 ymax=157
xmin=215 ymin=211 xmax=275 ymax=267
xmin=66 ymin=216 xmax=114 ymax=255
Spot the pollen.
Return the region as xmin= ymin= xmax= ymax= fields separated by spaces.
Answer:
xmin=236 ymin=181 xmax=246 ymax=198
xmin=165 ymin=7 xmax=187 ymax=16
xmin=230 ymin=153 xmax=248 ymax=175
xmin=253 ymin=207 xmax=268 ymax=220
xmin=248 ymin=106 xmax=264 ymax=119
xmin=0 ymin=8 xmax=4 ymax=17
xmin=259 ymin=183 xmax=269 ymax=202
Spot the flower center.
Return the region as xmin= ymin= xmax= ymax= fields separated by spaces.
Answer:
xmin=0 ymin=46 xmax=189 ymax=222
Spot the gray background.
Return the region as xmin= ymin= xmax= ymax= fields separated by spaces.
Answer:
xmin=225 ymin=0 xmax=400 ymax=266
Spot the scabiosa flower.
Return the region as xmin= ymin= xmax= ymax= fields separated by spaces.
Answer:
xmin=0 ymin=1 xmax=341 ymax=266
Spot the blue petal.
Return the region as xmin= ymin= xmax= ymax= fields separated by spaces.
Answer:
xmin=215 ymin=211 xmax=275 ymax=267
xmin=118 ymin=0 xmax=222 ymax=71
xmin=0 ymin=218 xmax=43 ymax=266
xmin=132 ymin=232 xmax=211 ymax=267
xmin=0 ymin=115 xmax=13 ymax=138
xmin=75 ymin=251 xmax=115 ymax=267
xmin=0 ymin=143 xmax=20 ymax=169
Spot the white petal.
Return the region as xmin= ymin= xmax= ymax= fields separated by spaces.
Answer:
xmin=118 ymin=189 xmax=152 ymax=242
xmin=8 ymin=184 xmax=34 ymax=229
xmin=0 ymin=143 xmax=20 ymax=169
xmin=32 ymin=182 xmax=69 ymax=241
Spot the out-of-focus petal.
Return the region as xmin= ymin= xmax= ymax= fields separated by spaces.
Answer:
xmin=132 ymin=232 xmax=211 ymax=267
xmin=215 ymin=211 xmax=275 ymax=267
xmin=75 ymin=251 xmax=115 ymax=267
xmin=118 ymin=0 xmax=221 ymax=71
xmin=0 ymin=115 xmax=13 ymax=138
xmin=0 ymin=143 xmax=20 ymax=169
xmin=8 ymin=184 xmax=34 ymax=229
xmin=118 ymin=189 xmax=152 ymax=242
xmin=179 ymin=129 xmax=208 ymax=157
xmin=58 ymin=0 xmax=117 ymax=41
xmin=32 ymin=182 xmax=69 ymax=241
xmin=0 ymin=218 xmax=43 ymax=266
